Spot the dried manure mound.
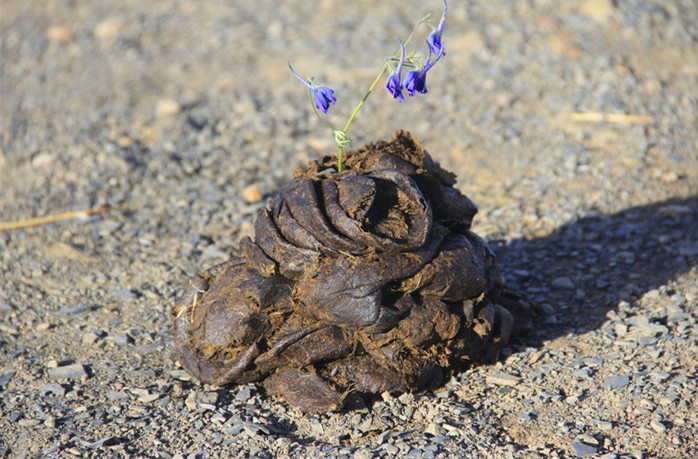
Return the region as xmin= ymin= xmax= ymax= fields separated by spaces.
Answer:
xmin=171 ymin=131 xmax=533 ymax=413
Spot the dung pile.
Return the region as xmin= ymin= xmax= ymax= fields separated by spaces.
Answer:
xmin=171 ymin=131 xmax=532 ymax=413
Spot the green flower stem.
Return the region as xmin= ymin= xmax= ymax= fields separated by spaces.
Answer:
xmin=337 ymin=63 xmax=388 ymax=172
xmin=342 ymin=64 xmax=389 ymax=135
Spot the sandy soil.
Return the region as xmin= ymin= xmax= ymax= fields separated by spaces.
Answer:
xmin=1 ymin=0 xmax=697 ymax=457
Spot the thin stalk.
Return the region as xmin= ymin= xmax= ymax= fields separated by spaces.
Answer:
xmin=0 ymin=205 xmax=121 ymax=231
xmin=341 ymin=64 xmax=389 ymax=135
xmin=336 ymin=64 xmax=387 ymax=172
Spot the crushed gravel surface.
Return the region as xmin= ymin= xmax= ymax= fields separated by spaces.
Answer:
xmin=1 ymin=0 xmax=697 ymax=457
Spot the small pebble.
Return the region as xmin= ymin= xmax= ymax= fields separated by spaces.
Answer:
xmin=82 ymin=332 xmax=99 ymax=345
xmin=48 ymin=364 xmax=88 ymax=381
xmin=572 ymin=369 xmax=591 ymax=378
xmin=242 ymin=185 xmax=263 ymax=204
xmin=110 ymin=287 xmax=138 ymax=300
xmin=0 ymin=324 xmax=19 ymax=336
xmin=650 ymin=420 xmax=666 ymax=433
xmin=109 ymin=335 xmax=132 ymax=346
xmin=55 ymin=304 xmax=93 ymax=319
xmin=106 ymin=390 xmax=128 ymax=401
xmin=117 ymin=136 xmax=133 ymax=149
xmin=94 ymin=18 xmax=123 ymax=39
xmin=0 ymin=372 xmax=15 ymax=388
xmin=44 ymin=416 xmax=57 ymax=428
xmin=42 ymin=383 xmax=67 ymax=397
xmin=551 ymin=276 xmax=575 ymax=290
xmin=570 ymin=441 xmax=598 ymax=457
xmin=603 ymin=375 xmax=629 ymax=389
xmin=578 ymin=435 xmax=598 ymax=446
xmin=583 ymin=357 xmax=603 ymax=366
xmin=424 ymin=422 xmax=441 ymax=436
xmin=140 ymin=393 xmax=161 ymax=403
xmin=46 ymin=26 xmax=74 ymax=43
xmin=596 ymin=419 xmax=613 ymax=431
xmin=156 ymin=99 xmax=181 ymax=117
xmin=235 ymin=387 xmax=252 ymax=402
xmin=19 ymin=419 xmax=41 ymax=427
xmin=486 ymin=373 xmax=521 ymax=387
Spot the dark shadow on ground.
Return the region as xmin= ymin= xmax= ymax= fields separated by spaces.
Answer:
xmin=492 ymin=195 xmax=698 ymax=346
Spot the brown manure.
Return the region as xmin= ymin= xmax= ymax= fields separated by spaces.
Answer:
xmin=171 ymin=131 xmax=533 ymax=413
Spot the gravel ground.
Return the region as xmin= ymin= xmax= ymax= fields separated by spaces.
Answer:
xmin=1 ymin=0 xmax=697 ymax=457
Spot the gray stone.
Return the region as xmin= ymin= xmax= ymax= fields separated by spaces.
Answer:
xmin=93 ymin=329 xmax=107 ymax=338
xmin=132 ymin=344 xmax=158 ymax=356
xmin=55 ymin=304 xmax=94 ymax=319
xmin=78 ymin=436 xmax=124 ymax=448
xmin=0 ymin=372 xmax=15 ymax=388
xmin=650 ymin=420 xmax=666 ymax=433
xmin=235 ymin=387 xmax=252 ymax=402
xmin=185 ymin=390 xmax=218 ymax=410
xmin=82 ymin=332 xmax=99 ymax=345
xmin=48 ymin=364 xmax=87 ymax=380
xmin=603 ymin=375 xmax=630 ymax=389
xmin=425 ymin=422 xmax=441 ymax=436
xmin=110 ymin=287 xmax=139 ymax=300
xmin=106 ymin=390 xmax=128 ymax=401
xmin=44 ymin=415 xmax=56 ymax=428
xmin=139 ymin=393 xmax=161 ymax=403
xmin=573 ymin=369 xmax=591 ymax=378
xmin=211 ymin=412 xmax=227 ymax=423
xmin=41 ymin=383 xmax=67 ymax=397
xmin=19 ymin=419 xmax=41 ymax=427
xmin=0 ymin=324 xmax=19 ymax=336
xmin=551 ymin=276 xmax=576 ymax=290
xmin=486 ymin=373 xmax=521 ymax=386
xmin=570 ymin=441 xmax=598 ymax=457
xmin=108 ymin=335 xmax=132 ymax=346
xmin=583 ymin=358 xmax=604 ymax=366
xmin=225 ymin=423 xmax=245 ymax=436
xmin=595 ymin=278 xmax=609 ymax=289
xmin=678 ymin=242 xmax=698 ymax=257
xmin=596 ymin=419 xmax=613 ymax=431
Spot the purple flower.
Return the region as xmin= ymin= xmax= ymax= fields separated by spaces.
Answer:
xmin=312 ymin=86 xmax=336 ymax=114
xmin=402 ymin=46 xmax=444 ymax=97
xmin=386 ymin=75 xmax=404 ymax=101
xmin=386 ymin=40 xmax=406 ymax=101
xmin=288 ymin=62 xmax=337 ymax=114
xmin=402 ymin=70 xmax=427 ymax=96
xmin=427 ymin=0 xmax=447 ymax=55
